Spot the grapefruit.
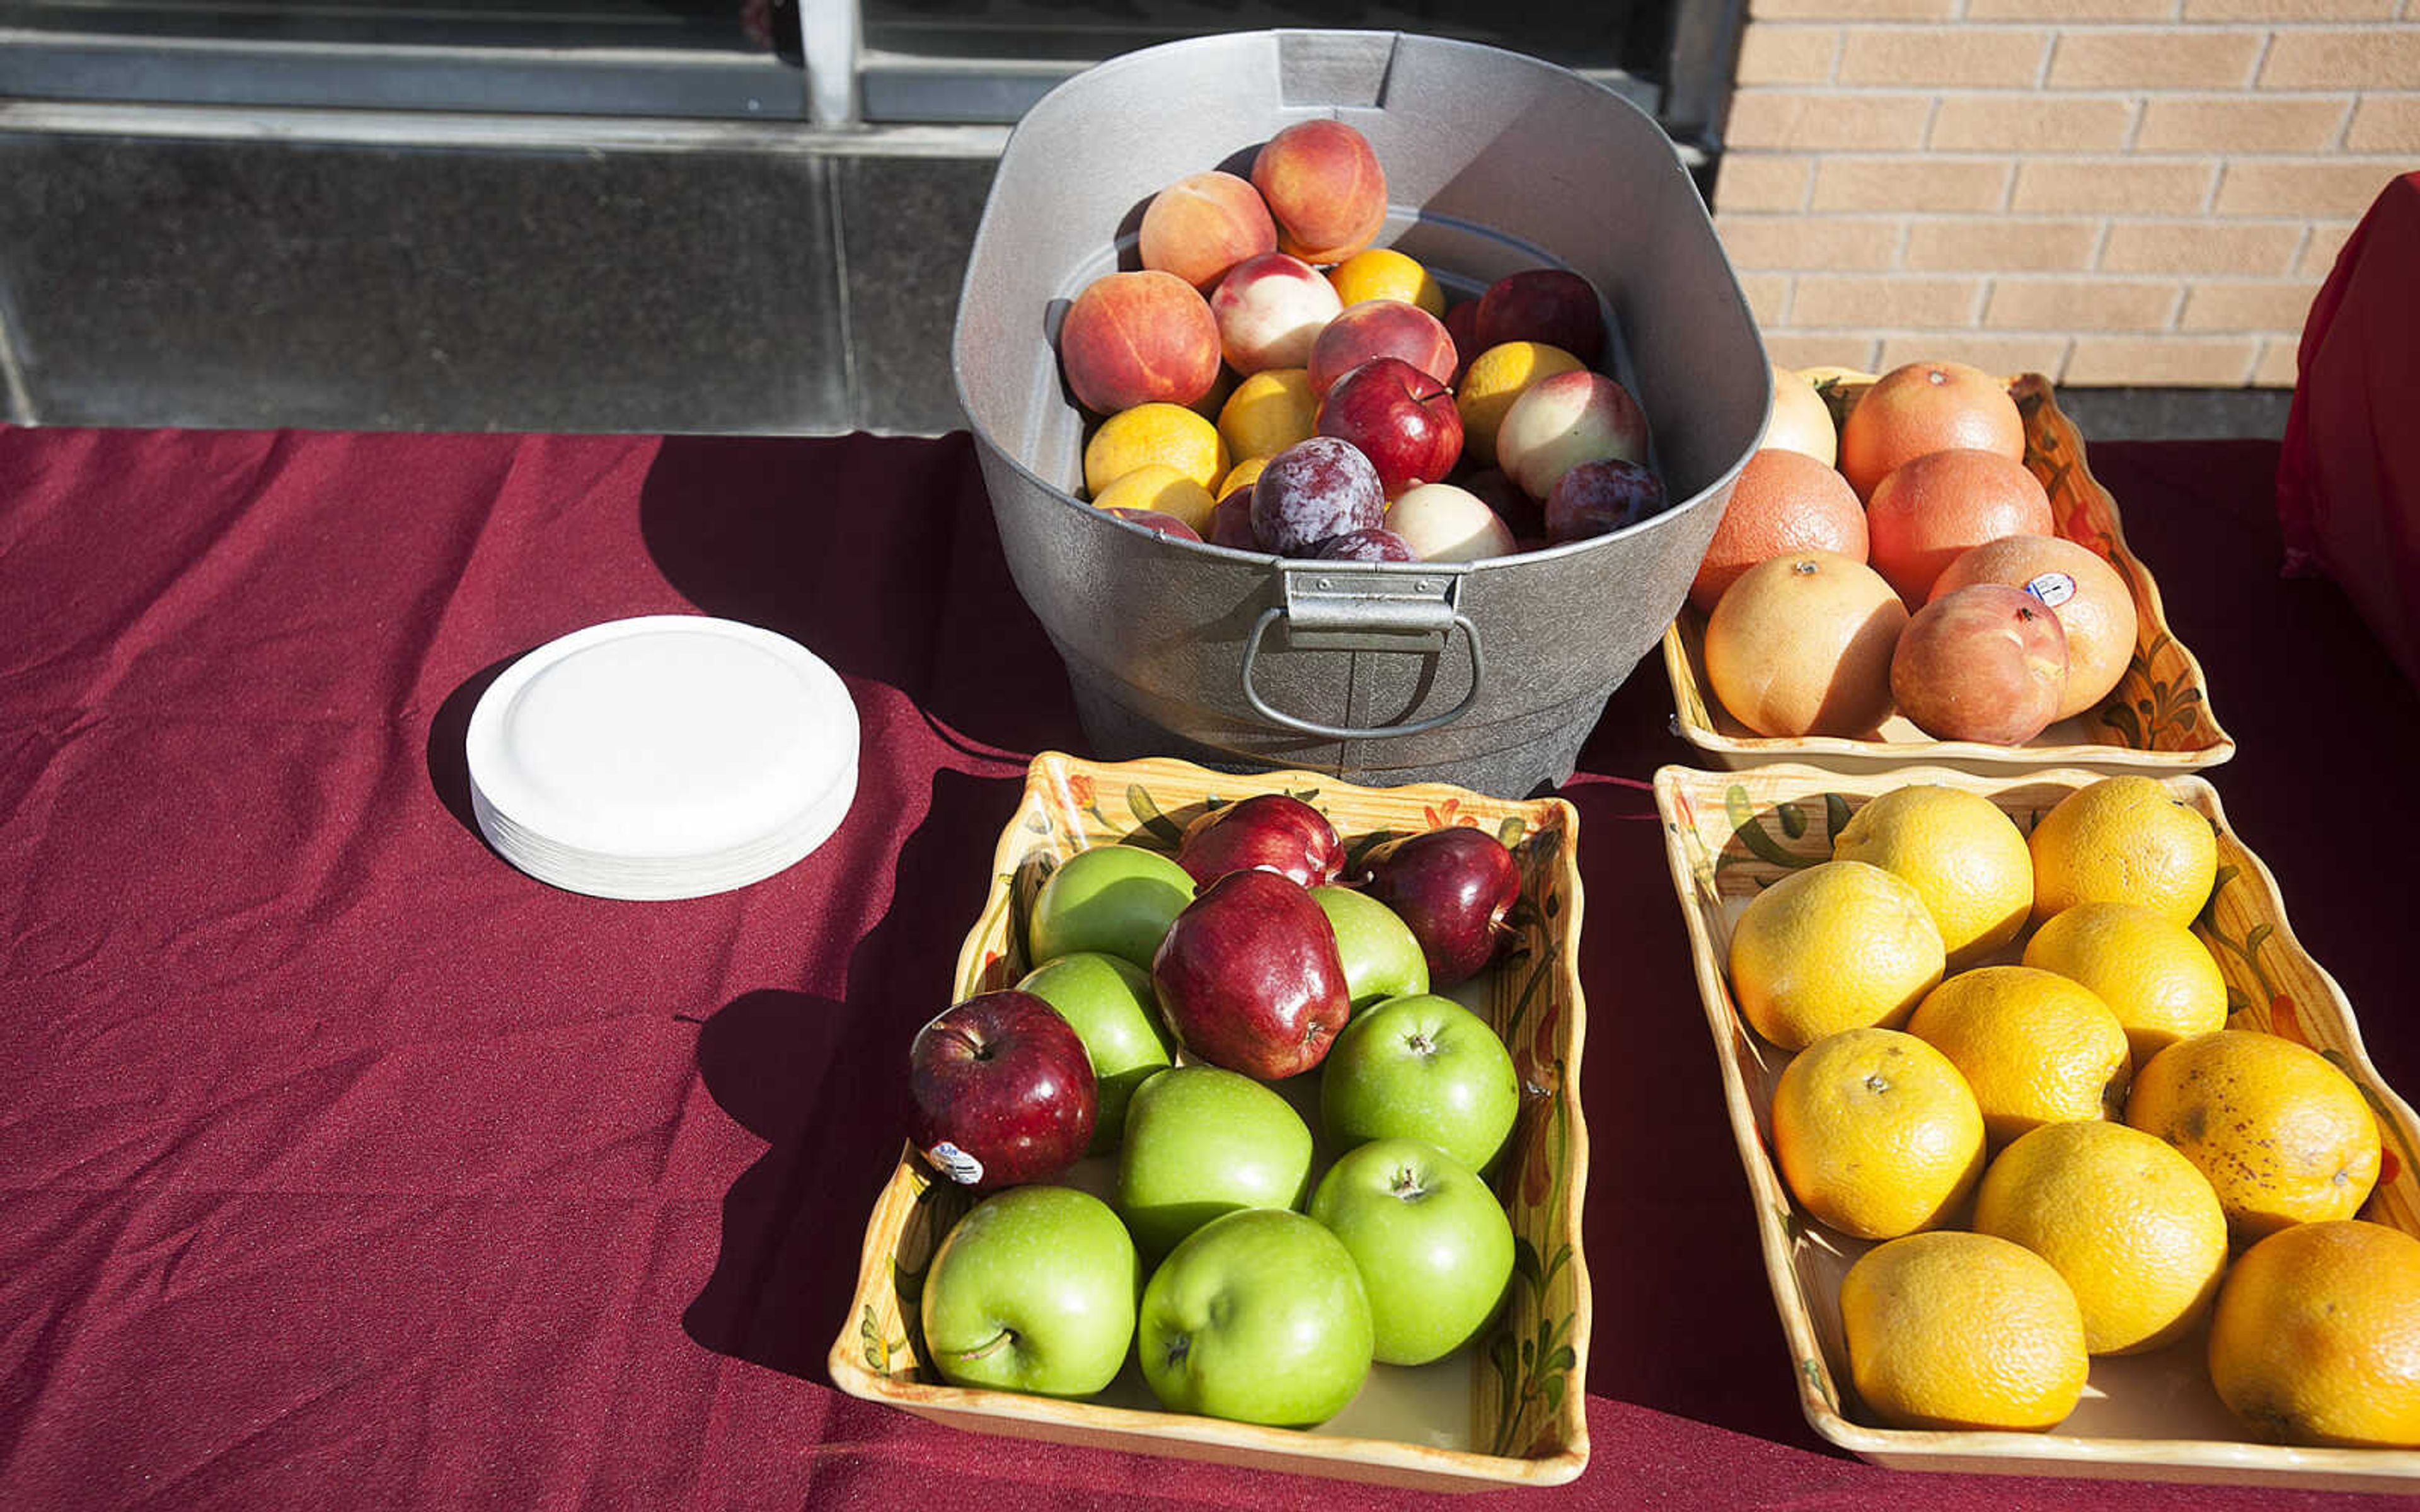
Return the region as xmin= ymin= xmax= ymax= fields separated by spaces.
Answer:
xmin=1703 ymin=551 xmax=1908 ymax=738
xmin=1867 ymin=449 xmax=2054 ymax=607
xmin=1839 ymin=360 xmax=2025 ymax=501
xmin=1690 ymin=448 xmax=1868 ymax=612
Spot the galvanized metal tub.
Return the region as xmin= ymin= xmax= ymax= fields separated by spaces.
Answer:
xmin=952 ymin=29 xmax=1770 ymax=796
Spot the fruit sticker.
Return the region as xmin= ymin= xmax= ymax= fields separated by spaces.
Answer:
xmin=923 ymin=1141 xmax=985 ymax=1188
xmin=2025 ymin=571 xmax=2078 ymax=609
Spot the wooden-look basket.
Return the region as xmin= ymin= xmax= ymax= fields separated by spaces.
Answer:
xmin=1662 ymin=372 xmax=2235 ymax=776
xmin=828 ymin=752 xmax=1591 ymax=1491
xmin=1652 ymin=762 xmax=2420 ymax=1492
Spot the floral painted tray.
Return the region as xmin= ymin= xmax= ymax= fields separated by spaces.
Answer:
xmin=1653 ymin=762 xmax=2420 ymax=1492
xmin=828 ymin=752 xmax=1591 ymax=1491
xmin=1662 ymin=373 xmax=2235 ymax=776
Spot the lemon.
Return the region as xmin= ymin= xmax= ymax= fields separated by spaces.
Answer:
xmin=1727 ymin=860 xmax=1946 ymax=1051
xmin=1833 ymin=785 xmax=2032 ymax=968
xmin=1904 ymin=965 xmax=2131 ymax=1147
xmin=1216 ymin=455 xmax=1267 ymax=502
xmin=1771 ymin=1028 xmax=1984 ymax=1240
xmin=1216 ymin=369 xmax=1319 ymax=464
xmin=1090 ymin=465 xmax=1218 ymax=534
xmin=1973 ymin=1120 xmax=2229 ymax=1355
xmin=1840 ymin=1230 xmax=2089 ymax=1432
xmin=1455 ymin=341 xmax=1586 ymax=467
xmin=2210 ymin=1220 xmax=2420 ymax=1447
xmin=2022 ymin=902 xmax=2227 ymax=1065
xmin=2126 ymin=1029 xmax=2382 ymax=1244
xmin=2028 ymin=776 xmax=2218 ymax=927
xmin=1326 ymin=248 xmax=1445 ymax=316
xmin=1083 ymin=402 xmax=1228 ymax=498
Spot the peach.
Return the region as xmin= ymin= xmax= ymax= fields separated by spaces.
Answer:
xmin=1211 ymin=253 xmax=1342 ymax=375
xmin=1251 ymin=119 xmax=1388 ymax=265
xmin=1494 ymin=370 xmax=1650 ymax=502
xmin=1139 ymin=170 xmax=1277 ymax=291
xmin=1933 ymin=534 xmax=2138 ymax=721
xmin=1059 ymin=270 xmax=1221 ymax=415
xmin=1473 ymin=269 xmax=1605 ymax=367
xmin=1306 ymin=299 xmax=1457 ymax=396
xmin=1891 ymin=583 xmax=2070 ymax=745
xmin=1385 ymin=484 xmax=1516 ymax=563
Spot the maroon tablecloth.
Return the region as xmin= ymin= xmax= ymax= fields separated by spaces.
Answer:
xmin=2 ymin=425 xmax=2414 ymax=1509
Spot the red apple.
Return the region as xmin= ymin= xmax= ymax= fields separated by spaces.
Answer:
xmin=1176 ymin=793 xmax=1345 ymax=890
xmin=908 ymin=991 xmax=1098 ymax=1191
xmin=1358 ymin=828 xmax=1521 ymax=990
xmin=1890 ymin=583 xmax=2071 ymax=745
xmin=1545 ymin=459 xmax=1667 ymax=543
xmin=1151 ymin=869 xmax=1353 ymax=1080
xmin=1441 ymin=301 xmax=1482 ymax=386
xmin=1315 ymin=357 xmax=1463 ymax=498
xmin=1473 ymin=268 xmax=1605 ymax=367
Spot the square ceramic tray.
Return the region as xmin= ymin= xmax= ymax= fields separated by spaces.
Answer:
xmin=1652 ymin=762 xmax=2420 ymax=1492
xmin=828 ymin=752 xmax=1591 ymax=1491
xmin=1661 ymin=372 xmax=2235 ymax=777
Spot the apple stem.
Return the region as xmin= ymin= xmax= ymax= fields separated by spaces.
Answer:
xmin=1390 ymin=1165 xmax=1429 ymax=1201
xmin=1405 ymin=1031 xmax=1434 ymax=1057
xmin=958 ymin=1329 xmax=1017 ymax=1363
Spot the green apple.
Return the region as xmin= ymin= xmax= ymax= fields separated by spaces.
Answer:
xmin=1016 ymin=951 xmax=1174 ymax=1153
xmin=1027 ymin=845 xmax=1196 ymax=970
xmin=1320 ymin=992 xmax=1520 ymax=1175
xmin=1115 ymin=1065 xmax=1312 ymax=1257
xmin=919 ymin=1184 xmax=1139 ymax=1397
xmin=1310 ymin=883 xmax=1430 ymax=1013
xmin=1137 ymin=1208 xmax=1373 ymax=1426
xmin=1309 ymin=1138 xmax=1515 ymax=1365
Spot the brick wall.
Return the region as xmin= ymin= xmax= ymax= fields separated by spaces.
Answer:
xmin=1712 ymin=2 xmax=2418 ymax=386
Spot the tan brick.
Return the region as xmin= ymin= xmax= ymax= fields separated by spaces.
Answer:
xmin=1876 ymin=334 xmax=2072 ymax=376
xmin=2252 ymin=336 xmax=2303 ymax=386
xmin=1984 ymin=278 xmax=2183 ymax=330
xmin=1838 ymin=28 xmax=2053 ymax=87
xmin=1737 ymin=272 xmax=1797 ymax=326
xmin=2048 ymin=29 xmax=2265 ymax=89
xmin=2178 ymin=278 xmax=2324 ymax=331
xmin=2100 ymin=220 xmax=2303 ymax=275
xmin=2298 ymin=220 xmax=2360 ymax=277
xmin=1725 ymin=90 xmax=1935 ymax=151
xmin=2012 ymin=159 xmax=2216 ymax=214
xmin=1792 ymin=274 xmax=1987 ymax=327
xmin=2347 ymin=96 xmax=2420 ymax=153
xmin=1714 ymin=153 xmax=1816 ymax=213
xmin=1715 ymin=213 xmax=1906 ymax=270
xmin=1905 ymin=218 xmax=2102 ymax=272
xmin=2064 ymin=335 xmax=2259 ymax=383
xmin=1929 ymin=94 xmax=2136 ymax=152
xmin=2216 ymin=159 xmax=2409 ymax=217
xmin=1736 ymin=25 xmax=1840 ymax=84
xmin=2135 ymin=95 xmax=2353 ymax=153
xmin=1811 ymin=156 xmax=2014 ymax=212
xmin=1969 ymin=0 xmax=2174 ymax=16
xmin=1750 ymin=0 xmax=1954 ymax=17
xmin=2261 ymin=30 xmax=2420 ymax=88
xmin=1763 ymin=332 xmax=1886 ymax=370
xmin=2186 ymin=0 xmax=2395 ymax=17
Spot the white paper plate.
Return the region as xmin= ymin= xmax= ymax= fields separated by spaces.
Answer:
xmin=466 ymin=616 xmax=858 ymax=900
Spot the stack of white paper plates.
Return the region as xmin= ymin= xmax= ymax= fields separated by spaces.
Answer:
xmin=465 ymin=616 xmax=858 ymax=900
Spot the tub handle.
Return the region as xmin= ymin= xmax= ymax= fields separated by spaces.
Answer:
xmin=1238 ymin=566 xmax=1487 ymax=739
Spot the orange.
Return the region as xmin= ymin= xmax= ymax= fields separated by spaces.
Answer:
xmin=1865 ymin=449 xmax=2054 ymax=607
xmin=1771 ymin=1028 xmax=1985 ymax=1239
xmin=2028 ymin=776 xmax=2218 ymax=927
xmin=1688 ymin=448 xmax=1869 ymax=613
xmin=1326 ymin=248 xmax=1446 ymax=317
xmin=1083 ymin=402 xmax=1228 ymax=497
xmin=2209 ymin=1220 xmax=2420 ymax=1447
xmin=1216 ymin=369 xmax=1318 ymax=463
xmin=1904 ymin=965 xmax=2131 ymax=1147
xmin=1090 ymin=466 xmax=1218 ymax=534
xmin=1973 ymin=1120 xmax=2229 ymax=1355
xmin=2126 ymin=1029 xmax=2382 ymax=1244
xmin=2021 ymin=902 xmax=2227 ymax=1065
xmin=1726 ymin=859 xmax=1945 ymax=1050
xmin=1840 ymin=1230 xmax=2089 ymax=1431
xmin=1703 ymin=551 xmax=1908 ymax=739
xmin=1933 ymin=534 xmax=2140 ymax=722
xmin=1838 ymin=360 xmax=2025 ymax=501
xmin=1832 ymin=784 xmax=2032 ymax=969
